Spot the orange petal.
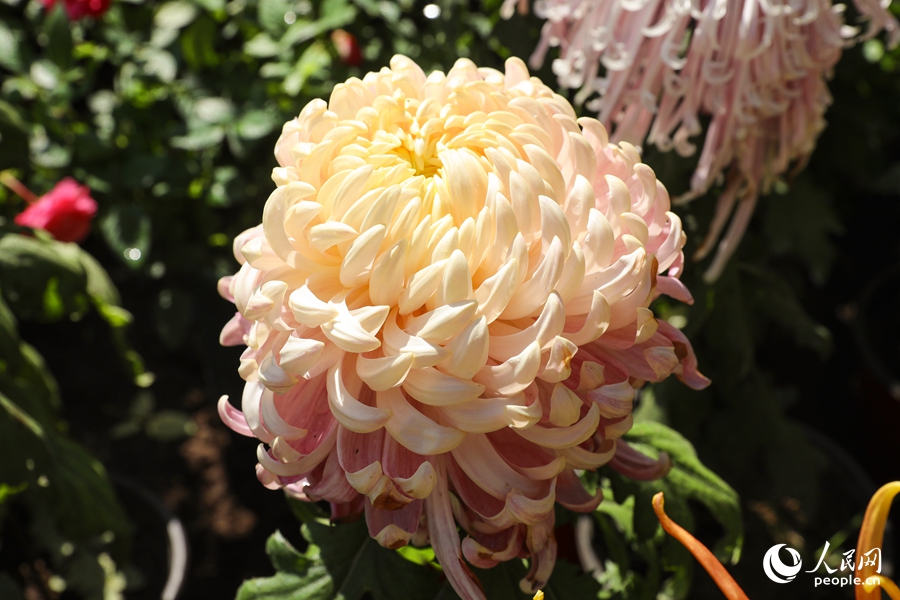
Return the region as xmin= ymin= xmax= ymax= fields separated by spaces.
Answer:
xmin=857 ymin=482 xmax=900 ymax=600
xmin=652 ymin=492 xmax=749 ymax=600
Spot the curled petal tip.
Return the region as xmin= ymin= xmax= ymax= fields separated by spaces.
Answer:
xmin=653 ymin=493 xmax=750 ymax=600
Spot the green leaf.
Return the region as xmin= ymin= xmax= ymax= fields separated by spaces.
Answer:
xmin=194 ymin=0 xmax=226 ymax=12
xmin=244 ymin=33 xmax=282 ymax=58
xmin=257 ymin=0 xmax=292 ymax=34
xmin=237 ymin=109 xmax=280 ymax=140
xmin=99 ymin=204 xmax=152 ymax=269
xmin=141 ymin=48 xmax=178 ymax=82
xmin=44 ymin=6 xmax=73 ymax=70
xmin=284 ymin=43 xmax=330 ymax=96
xmin=623 ymin=421 xmax=744 ymax=564
xmin=319 ymin=0 xmax=357 ymax=26
xmin=0 ymin=235 xmax=90 ymax=321
xmin=307 ymin=520 xmax=442 ymax=600
xmin=77 ymin=248 xmax=121 ymax=307
xmin=279 ymin=4 xmax=359 ymax=49
xmin=170 ymin=125 xmax=225 ymax=150
xmin=144 ymin=409 xmax=198 ymax=442
xmin=0 ymin=100 xmax=27 ymax=131
xmin=437 ymin=557 xmax=599 ymax=600
xmin=0 ymin=390 xmax=45 ymax=438
xmin=237 ymin=521 xmax=442 ymax=600
xmin=154 ymin=1 xmax=198 ymax=29
xmin=194 ymin=97 xmax=235 ymax=124
xmin=0 ymin=21 xmax=23 ymax=72
xmin=286 ymin=496 xmax=328 ymax=523
xmin=180 ymin=17 xmax=220 ymax=68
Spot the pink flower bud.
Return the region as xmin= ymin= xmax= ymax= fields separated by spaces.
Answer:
xmin=330 ymin=29 xmax=362 ymax=67
xmin=14 ymin=178 xmax=98 ymax=243
xmin=42 ymin=0 xmax=111 ymax=20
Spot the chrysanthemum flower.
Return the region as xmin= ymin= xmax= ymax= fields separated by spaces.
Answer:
xmin=508 ymin=0 xmax=898 ymax=281
xmin=218 ymin=55 xmax=707 ymax=599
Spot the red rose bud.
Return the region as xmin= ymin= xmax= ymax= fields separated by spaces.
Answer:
xmin=331 ymin=29 xmax=362 ymax=67
xmin=14 ymin=178 xmax=98 ymax=243
xmin=42 ymin=0 xmax=111 ymax=20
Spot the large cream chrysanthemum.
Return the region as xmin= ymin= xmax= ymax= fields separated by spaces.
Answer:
xmin=218 ymin=55 xmax=707 ymax=599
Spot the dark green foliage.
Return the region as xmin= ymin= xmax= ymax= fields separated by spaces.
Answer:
xmin=236 ymin=523 xmax=442 ymax=600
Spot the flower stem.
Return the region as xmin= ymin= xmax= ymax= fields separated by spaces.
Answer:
xmin=0 ymin=171 xmax=38 ymax=204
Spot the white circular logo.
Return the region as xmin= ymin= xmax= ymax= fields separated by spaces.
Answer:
xmin=763 ymin=544 xmax=803 ymax=583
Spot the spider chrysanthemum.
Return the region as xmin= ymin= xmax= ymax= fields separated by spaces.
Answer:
xmin=508 ymin=0 xmax=898 ymax=280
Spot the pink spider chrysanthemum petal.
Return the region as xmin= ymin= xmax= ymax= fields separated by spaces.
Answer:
xmin=509 ymin=0 xmax=898 ymax=281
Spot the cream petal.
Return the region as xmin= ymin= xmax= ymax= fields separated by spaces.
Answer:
xmin=398 ymin=259 xmax=448 ymax=315
xmin=505 ymin=484 xmax=557 ymax=525
xmin=376 ymin=388 xmax=466 ymax=454
xmin=392 ymin=460 xmax=437 ymax=499
xmin=288 ymin=285 xmax=338 ymax=326
xmin=451 ymin=434 xmax=543 ymax=499
xmin=405 ymin=300 xmax=478 ymax=344
xmin=243 ymin=280 xmax=287 ymax=321
xmin=564 ymin=174 xmax=594 ymax=234
xmin=489 ymin=292 xmax=565 ymax=362
xmin=382 ymin=309 xmax=447 ymax=368
xmin=283 ymin=201 xmax=323 ymax=242
xmin=501 ymin=236 xmax=565 ymax=320
xmin=356 ymin=352 xmax=414 ymax=391
xmin=522 ymin=144 xmax=567 ymax=202
xmin=537 ymin=336 xmax=578 ymax=383
xmin=440 ymin=316 xmax=490 ymax=379
xmin=562 ymin=291 xmax=611 ymax=346
xmin=549 ymin=383 xmax=584 ymax=427
xmin=278 ymin=336 xmax=325 ymax=376
xmin=539 ymin=195 xmax=572 ymax=255
xmin=515 ymin=403 xmax=600 ymax=449
xmin=474 ymin=341 xmax=542 ymax=396
xmin=262 ymin=182 xmax=317 ymax=267
xmin=440 ymin=395 xmax=530 ymax=433
xmin=348 ymin=305 xmax=390 ymax=336
xmin=369 ymin=240 xmax=408 ymax=306
xmin=340 ymin=224 xmax=386 ymax=287
xmin=581 ymin=208 xmax=615 ymax=273
xmin=260 ymin=387 xmax=308 ymax=440
xmin=242 ymin=382 xmax=275 ymax=444
xmin=404 ymin=366 xmax=485 ymax=406
xmin=308 ymin=221 xmax=359 ymax=253
xmin=576 ymin=361 xmax=605 ymax=392
xmin=559 ymin=441 xmax=617 ymax=469
xmin=435 ymin=249 xmax=473 ymax=305
xmin=321 ymin=313 xmax=382 ymax=353
xmin=258 ymin=354 xmax=297 ymax=392
xmin=621 ymin=212 xmax=649 ymax=246
xmin=326 ymin=361 xmax=392 ymax=432
xmin=473 ymin=258 xmax=519 ymax=324
xmin=634 ymin=308 xmax=659 ymax=344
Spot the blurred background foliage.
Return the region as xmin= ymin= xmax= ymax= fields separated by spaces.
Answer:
xmin=1 ymin=0 xmax=900 ymax=597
